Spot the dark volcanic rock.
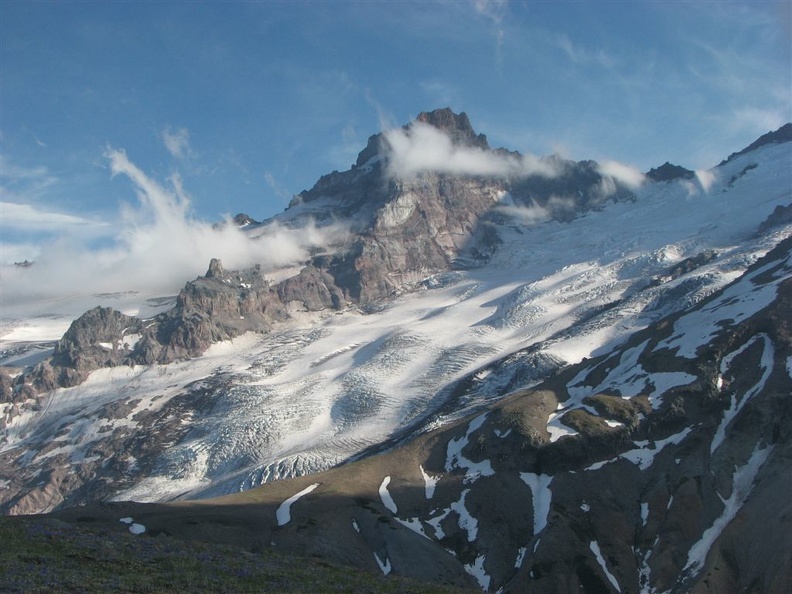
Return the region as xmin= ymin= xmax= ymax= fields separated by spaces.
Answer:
xmin=719 ymin=122 xmax=792 ymax=165
xmin=415 ymin=108 xmax=490 ymax=149
xmin=646 ymin=161 xmax=696 ymax=182
xmin=758 ymin=203 xmax=792 ymax=235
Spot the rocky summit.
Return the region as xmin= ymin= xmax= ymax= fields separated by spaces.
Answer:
xmin=1 ymin=110 xmax=791 ymax=593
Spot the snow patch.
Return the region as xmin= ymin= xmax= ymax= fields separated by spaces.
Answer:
xmin=682 ymin=444 xmax=773 ymax=578
xmin=128 ymin=523 xmax=146 ymax=535
xmin=546 ymin=403 xmax=579 ymax=442
xmin=276 ymin=482 xmax=320 ymax=526
xmin=515 ymin=546 xmax=528 ymax=569
xmin=587 ymin=427 xmax=692 ymax=471
xmin=567 ymin=339 xmax=696 ymax=408
xmin=711 ymin=334 xmax=774 ymax=454
xmin=445 ymin=413 xmax=494 ymax=482
xmin=464 ymin=555 xmax=491 ymax=590
xmin=379 ymin=476 xmax=398 ymax=514
xmin=419 ymin=465 xmax=438 ymax=499
xmin=374 ymin=551 xmax=392 ymax=575
xmin=520 ymin=472 xmax=553 ymax=538
xmin=451 ymin=489 xmax=478 ymax=542
xmin=396 ymin=516 xmax=431 ymax=540
xmin=426 ymin=507 xmax=451 ymax=540
xmin=119 ymin=517 xmax=145 ymax=535
xmin=657 ymin=268 xmax=782 ymax=359
xmin=590 ymin=540 xmax=621 ymax=592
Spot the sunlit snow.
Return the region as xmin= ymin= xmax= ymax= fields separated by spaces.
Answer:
xmin=419 ymin=465 xmax=439 ymax=499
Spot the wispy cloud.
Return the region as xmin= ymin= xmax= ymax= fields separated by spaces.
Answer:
xmin=495 ymin=195 xmax=576 ymax=227
xmin=1 ymin=151 xmax=348 ymax=305
xmin=473 ymin=0 xmax=508 ymax=67
xmin=383 ymin=121 xmax=560 ymax=179
xmin=263 ymin=171 xmax=293 ymax=204
xmin=162 ymin=127 xmax=192 ymax=159
xmin=0 ymin=157 xmax=59 ymax=202
xmin=0 ymin=202 xmax=107 ymax=233
xmin=556 ymin=34 xmax=614 ymax=68
xmin=597 ymin=161 xmax=645 ymax=189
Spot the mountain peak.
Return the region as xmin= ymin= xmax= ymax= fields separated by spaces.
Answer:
xmin=414 ymin=107 xmax=490 ymax=150
xmin=354 ymin=108 xmax=489 ymax=168
xmin=645 ymin=161 xmax=695 ymax=183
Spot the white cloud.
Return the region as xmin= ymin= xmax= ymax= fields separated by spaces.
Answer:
xmin=557 ymin=34 xmax=614 ymax=68
xmin=474 ymin=0 xmax=507 ymax=23
xmin=473 ymin=0 xmax=508 ymax=66
xmin=695 ymin=169 xmax=716 ymax=193
xmin=0 ymin=157 xmax=59 ymax=202
xmin=495 ymin=195 xmax=576 ymax=227
xmin=263 ymin=171 xmax=293 ymax=203
xmin=1 ymin=151 xmax=348 ymax=307
xmin=383 ymin=122 xmax=560 ymax=179
xmin=0 ymin=202 xmax=106 ymax=233
xmin=162 ymin=127 xmax=192 ymax=159
xmin=597 ymin=160 xmax=645 ymax=189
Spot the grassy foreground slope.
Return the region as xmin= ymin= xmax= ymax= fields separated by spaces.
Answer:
xmin=0 ymin=516 xmax=475 ymax=594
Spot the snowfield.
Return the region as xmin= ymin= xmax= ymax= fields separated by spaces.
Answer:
xmin=1 ymin=141 xmax=790 ymax=507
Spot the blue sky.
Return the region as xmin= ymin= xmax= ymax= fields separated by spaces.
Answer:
xmin=1 ymin=0 xmax=790 ymax=266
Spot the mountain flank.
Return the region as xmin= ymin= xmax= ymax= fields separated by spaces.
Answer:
xmin=1 ymin=111 xmax=791 ymax=593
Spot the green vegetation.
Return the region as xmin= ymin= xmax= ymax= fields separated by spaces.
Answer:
xmin=0 ymin=517 xmax=472 ymax=593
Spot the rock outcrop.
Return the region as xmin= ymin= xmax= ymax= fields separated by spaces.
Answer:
xmin=646 ymin=161 xmax=696 ymax=182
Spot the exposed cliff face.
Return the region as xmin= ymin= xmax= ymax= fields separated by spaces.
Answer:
xmin=287 ymin=108 xmax=636 ymax=304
